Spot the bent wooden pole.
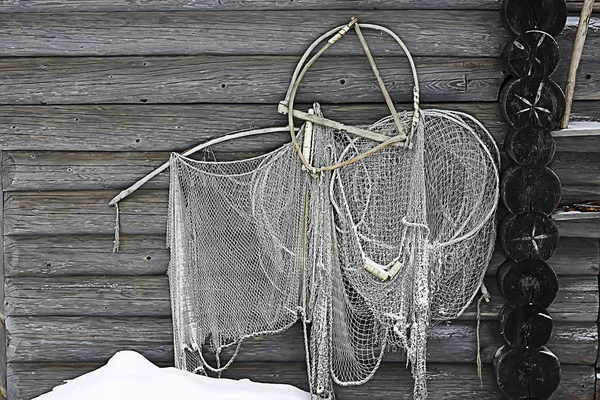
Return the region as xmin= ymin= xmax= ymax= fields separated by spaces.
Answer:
xmin=108 ymin=126 xmax=295 ymax=206
xmin=561 ymin=0 xmax=596 ymax=129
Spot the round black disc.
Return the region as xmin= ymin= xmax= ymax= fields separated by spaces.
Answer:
xmin=501 ymin=0 xmax=568 ymax=37
xmin=502 ymin=31 xmax=560 ymax=78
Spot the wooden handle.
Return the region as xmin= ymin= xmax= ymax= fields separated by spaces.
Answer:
xmin=282 ymin=19 xmax=421 ymax=173
xmin=561 ymin=0 xmax=596 ymax=129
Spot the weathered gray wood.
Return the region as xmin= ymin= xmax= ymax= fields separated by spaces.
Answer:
xmin=5 ymin=317 xmax=175 ymax=364
xmin=555 ymin=216 xmax=600 ymax=238
xmin=457 ymin=276 xmax=597 ymax=322
xmin=0 ymin=11 xmax=510 ymax=57
xmin=0 ymin=57 xmax=596 ymax=105
xmin=0 ymin=149 xmax=6 ymax=396
xmin=6 ymin=362 xmax=595 ymax=400
xmin=5 ymin=190 xmax=598 ymax=237
xmin=550 ymin=151 xmax=600 ymax=188
xmin=5 ymin=235 xmax=597 ymax=277
xmin=0 ymin=11 xmax=596 ymax=59
xmin=3 ymin=151 xmax=598 ymax=201
xmin=0 ymin=55 xmax=506 ymax=105
xmin=4 ymin=275 xmax=597 ymax=322
xmin=0 ymin=0 xmax=504 ymax=12
xmin=4 ymin=235 xmax=170 ymax=277
xmin=1 ymin=102 xmax=598 ymax=152
xmin=0 ymin=0 xmax=594 ymax=12
xmin=4 ymin=316 xmax=596 ymax=365
xmin=488 ymin=237 xmax=599 ymax=276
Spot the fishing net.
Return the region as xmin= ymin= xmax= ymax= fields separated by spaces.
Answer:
xmin=321 ymin=108 xmax=498 ymax=399
xmin=162 ymin=19 xmax=499 ymax=400
xmin=167 ymin=141 xmax=309 ymax=374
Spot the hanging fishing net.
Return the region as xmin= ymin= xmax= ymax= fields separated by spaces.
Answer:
xmin=159 ymin=18 xmax=500 ymax=400
xmin=167 ymin=141 xmax=309 ymax=373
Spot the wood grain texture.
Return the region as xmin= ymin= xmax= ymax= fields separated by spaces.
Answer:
xmin=0 ymin=0 xmax=594 ymax=12
xmin=4 ymin=275 xmax=597 ymax=322
xmin=0 ymin=11 xmax=510 ymax=57
xmin=4 ymin=316 xmax=597 ymax=364
xmin=2 ymin=150 xmax=598 ymax=202
xmin=0 ymin=56 xmax=596 ymax=104
xmin=5 ymin=235 xmax=597 ymax=277
xmin=0 ymin=11 xmax=596 ymax=59
xmin=0 ymin=150 xmax=6 ymax=396
xmin=4 ymin=235 xmax=169 ymax=277
xmin=0 ymin=0 xmax=506 ymax=12
xmin=6 ymin=362 xmax=595 ymax=400
xmin=0 ymin=102 xmax=598 ymax=152
xmin=550 ymin=151 xmax=600 ymax=188
xmin=0 ymin=55 xmax=600 ymax=106
xmin=5 ymin=190 xmax=599 ymax=237
xmin=0 ymin=55 xmax=506 ymax=105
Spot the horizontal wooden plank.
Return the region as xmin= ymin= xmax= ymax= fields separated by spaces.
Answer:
xmin=4 ymin=235 xmax=169 ymax=277
xmin=5 ymin=317 xmax=174 ymax=363
xmin=0 ymin=55 xmax=597 ymax=105
xmin=222 ymin=363 xmax=596 ymax=400
xmin=0 ymin=11 xmax=511 ymax=57
xmin=551 ymin=151 xmax=600 ymax=187
xmin=4 ymin=275 xmax=597 ymax=322
xmin=0 ymin=0 xmax=595 ymax=12
xmin=557 ymin=217 xmax=600 ymax=238
xmin=7 ymin=362 xmax=595 ymax=400
xmin=5 ymin=235 xmax=597 ymax=277
xmin=5 ymin=190 xmax=599 ymax=237
xmin=0 ymin=0 xmax=505 ymax=12
xmin=0 ymin=55 xmax=506 ymax=105
xmin=466 ymin=276 xmax=598 ymax=322
xmin=1 ymin=102 xmax=598 ymax=152
xmin=4 ymin=316 xmax=596 ymax=365
xmin=486 ymin=237 xmax=600 ymax=276
xmin=3 ymin=150 xmax=598 ymax=202
xmin=0 ymin=12 xmax=596 ymax=59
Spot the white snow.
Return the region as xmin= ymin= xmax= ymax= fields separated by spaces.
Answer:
xmin=566 ymin=16 xmax=600 ymax=32
xmin=552 ymin=121 xmax=600 ymax=137
xmin=33 ymin=351 xmax=310 ymax=400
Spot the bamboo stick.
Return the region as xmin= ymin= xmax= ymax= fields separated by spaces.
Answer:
xmin=561 ymin=0 xmax=596 ymax=129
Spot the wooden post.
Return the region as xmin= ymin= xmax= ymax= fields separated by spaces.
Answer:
xmin=561 ymin=0 xmax=596 ymax=129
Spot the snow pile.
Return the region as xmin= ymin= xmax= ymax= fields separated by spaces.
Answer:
xmin=34 ymin=351 xmax=310 ymax=400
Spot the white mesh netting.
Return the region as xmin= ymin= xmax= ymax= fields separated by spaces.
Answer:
xmin=166 ymin=105 xmax=499 ymax=399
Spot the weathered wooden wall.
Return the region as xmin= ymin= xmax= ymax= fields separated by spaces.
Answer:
xmin=0 ymin=2 xmax=598 ymax=399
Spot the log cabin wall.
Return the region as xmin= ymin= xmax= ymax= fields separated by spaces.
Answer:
xmin=0 ymin=1 xmax=598 ymax=399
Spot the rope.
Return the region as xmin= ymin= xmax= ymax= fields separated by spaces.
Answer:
xmin=476 ymin=283 xmax=491 ymax=387
xmin=112 ymin=203 xmax=120 ymax=253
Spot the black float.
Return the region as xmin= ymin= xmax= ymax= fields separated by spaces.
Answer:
xmin=501 ymin=165 xmax=561 ymax=215
xmin=494 ymin=345 xmax=562 ymax=399
xmin=502 ymin=31 xmax=560 ymax=78
xmin=501 ymin=0 xmax=568 ymax=36
xmin=500 ymin=212 xmax=559 ymax=262
xmin=497 ymin=259 xmax=559 ymax=308
xmin=505 ymin=127 xmax=556 ymax=166
xmin=500 ymin=76 xmax=566 ymax=131
xmin=494 ymin=0 xmax=566 ymax=398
